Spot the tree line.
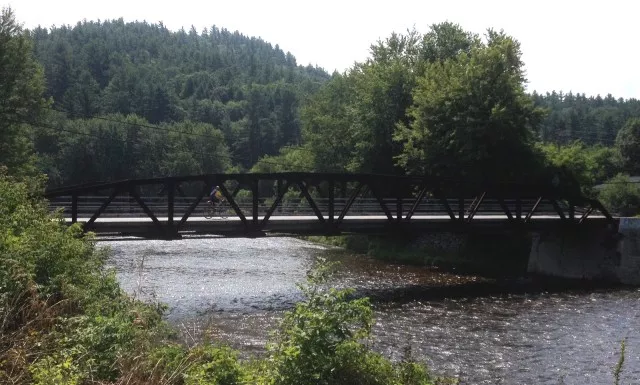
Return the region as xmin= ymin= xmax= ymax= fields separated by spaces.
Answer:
xmin=2 ymin=9 xmax=639 ymax=213
xmin=27 ymin=17 xmax=329 ymax=184
xmin=263 ymin=25 xmax=640 ymax=180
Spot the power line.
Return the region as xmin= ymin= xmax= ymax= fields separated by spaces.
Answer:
xmin=45 ymin=106 xmax=318 ymax=166
xmin=597 ymin=180 xmax=640 ymax=185
xmin=16 ymin=118 xmax=315 ymax=172
xmin=46 ymin=106 xmax=229 ymax=141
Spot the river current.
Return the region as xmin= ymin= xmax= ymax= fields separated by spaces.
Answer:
xmin=103 ymin=236 xmax=639 ymax=384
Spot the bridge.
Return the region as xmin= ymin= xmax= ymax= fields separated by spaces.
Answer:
xmin=44 ymin=172 xmax=615 ymax=239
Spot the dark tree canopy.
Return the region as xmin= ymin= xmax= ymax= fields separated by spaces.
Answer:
xmin=395 ymin=29 xmax=545 ymax=185
xmin=0 ymin=8 xmax=47 ymax=177
xmin=3 ymin=12 xmax=637 ymax=198
xmin=24 ymin=19 xmax=332 ymax=186
xmin=616 ymin=118 xmax=640 ymax=174
xmin=30 ymin=19 xmax=329 ymax=175
xmin=532 ymin=91 xmax=640 ymax=146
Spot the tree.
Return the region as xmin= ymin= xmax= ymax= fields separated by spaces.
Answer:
xmin=598 ymin=174 xmax=640 ymax=216
xmin=616 ymin=118 xmax=640 ymax=174
xmin=537 ymin=141 xmax=622 ymax=194
xmin=301 ymin=30 xmax=422 ymax=174
xmin=300 ymin=24 xmax=486 ymax=175
xmin=420 ymin=21 xmax=478 ymax=65
xmin=301 ymin=74 xmax=356 ymax=172
xmin=348 ymin=31 xmax=421 ymax=174
xmin=0 ymin=7 xmax=48 ymax=177
xmin=63 ymin=69 xmax=101 ymax=116
xmin=395 ymin=29 xmax=545 ymax=185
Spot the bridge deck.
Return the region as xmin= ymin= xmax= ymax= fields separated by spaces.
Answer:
xmin=64 ymin=214 xmax=612 ymax=238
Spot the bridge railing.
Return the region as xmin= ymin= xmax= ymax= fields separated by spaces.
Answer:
xmin=48 ymin=196 xmax=588 ymax=218
xmin=44 ymin=172 xmax=615 ymax=237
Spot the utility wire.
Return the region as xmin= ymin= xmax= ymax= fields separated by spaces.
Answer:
xmin=45 ymin=106 xmax=233 ymax=141
xmin=21 ymin=117 xmax=640 ymax=189
xmin=45 ymin=106 xmax=320 ymax=161
xmin=16 ymin=118 xmax=316 ymax=172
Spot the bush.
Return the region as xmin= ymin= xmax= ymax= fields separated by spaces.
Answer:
xmin=185 ymin=345 xmax=245 ymax=385
xmin=598 ymin=174 xmax=640 ymax=216
xmin=263 ymin=262 xmax=443 ymax=385
xmin=0 ymin=171 xmax=166 ymax=384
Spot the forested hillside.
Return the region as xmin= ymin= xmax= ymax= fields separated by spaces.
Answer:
xmin=27 ymin=19 xmax=329 ymax=185
xmin=12 ymin=17 xmax=640 ymax=216
xmin=533 ymin=91 xmax=640 ymax=146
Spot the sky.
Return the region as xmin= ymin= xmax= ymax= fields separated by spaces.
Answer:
xmin=5 ymin=0 xmax=639 ymax=99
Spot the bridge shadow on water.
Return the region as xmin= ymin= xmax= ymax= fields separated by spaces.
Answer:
xmin=349 ymin=276 xmax=635 ymax=306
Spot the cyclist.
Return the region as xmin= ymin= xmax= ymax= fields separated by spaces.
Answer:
xmin=208 ymin=185 xmax=224 ymax=209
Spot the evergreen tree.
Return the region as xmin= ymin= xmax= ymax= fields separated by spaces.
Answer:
xmin=0 ymin=7 xmax=48 ymax=177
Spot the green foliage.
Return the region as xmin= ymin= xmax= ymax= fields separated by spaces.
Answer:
xmin=185 ymin=345 xmax=244 ymax=385
xmin=264 ymin=261 xmax=440 ymax=385
xmin=346 ymin=31 xmax=421 ymax=174
xmin=537 ymin=142 xmax=622 ymax=192
xmin=598 ymin=174 xmax=640 ymax=216
xmin=613 ymin=338 xmax=626 ymax=385
xmin=250 ymin=146 xmax=314 ymax=173
xmin=301 ymin=24 xmax=480 ymax=175
xmin=29 ymin=20 xmax=329 ymax=178
xmin=303 ymin=24 xmax=551 ymax=182
xmin=29 ymin=351 xmax=81 ymax=385
xmin=533 ymin=91 xmax=640 ymax=147
xmin=0 ymin=7 xmax=48 ymax=177
xmin=301 ymin=73 xmax=357 ymax=172
xmin=420 ymin=22 xmax=478 ymax=65
xmin=616 ymin=118 xmax=640 ymax=174
xmin=36 ymin=114 xmax=232 ymax=186
xmin=0 ymin=170 xmax=167 ymax=383
xmin=395 ymin=29 xmax=544 ymax=183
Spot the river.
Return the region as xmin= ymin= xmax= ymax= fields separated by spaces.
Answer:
xmin=103 ymin=236 xmax=639 ymax=384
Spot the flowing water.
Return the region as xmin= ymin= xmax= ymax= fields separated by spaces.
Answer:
xmin=104 ymin=236 xmax=640 ymax=384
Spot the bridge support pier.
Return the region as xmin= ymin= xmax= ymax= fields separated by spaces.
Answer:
xmin=527 ymin=218 xmax=640 ymax=284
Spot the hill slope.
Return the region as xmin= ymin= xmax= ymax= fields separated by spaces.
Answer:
xmin=31 ymin=19 xmax=330 ymax=168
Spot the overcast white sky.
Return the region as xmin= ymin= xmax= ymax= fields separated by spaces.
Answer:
xmin=5 ymin=0 xmax=639 ymax=99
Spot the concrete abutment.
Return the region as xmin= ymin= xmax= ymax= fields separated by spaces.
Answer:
xmin=528 ymin=218 xmax=640 ymax=285
xmin=407 ymin=218 xmax=639 ymax=284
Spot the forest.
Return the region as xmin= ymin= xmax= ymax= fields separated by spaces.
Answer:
xmin=4 ymin=11 xmax=640 ymax=206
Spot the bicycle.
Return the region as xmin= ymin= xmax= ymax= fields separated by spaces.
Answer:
xmin=204 ymin=200 xmax=229 ymax=219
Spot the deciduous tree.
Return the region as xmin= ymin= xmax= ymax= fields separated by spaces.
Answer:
xmin=395 ymin=29 xmax=545 ymax=185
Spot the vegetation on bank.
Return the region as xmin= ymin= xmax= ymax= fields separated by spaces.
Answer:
xmin=0 ymin=171 xmax=454 ymax=385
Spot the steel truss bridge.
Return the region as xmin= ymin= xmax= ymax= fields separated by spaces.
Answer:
xmin=44 ymin=173 xmax=615 ymax=239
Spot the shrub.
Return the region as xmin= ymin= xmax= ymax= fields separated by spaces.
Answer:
xmin=264 ymin=261 xmax=440 ymax=385
xmin=598 ymin=174 xmax=640 ymax=216
xmin=0 ymin=171 xmax=166 ymax=384
xmin=185 ymin=345 xmax=245 ymax=385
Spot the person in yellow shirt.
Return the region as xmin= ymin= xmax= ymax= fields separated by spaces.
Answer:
xmin=208 ymin=185 xmax=224 ymax=209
